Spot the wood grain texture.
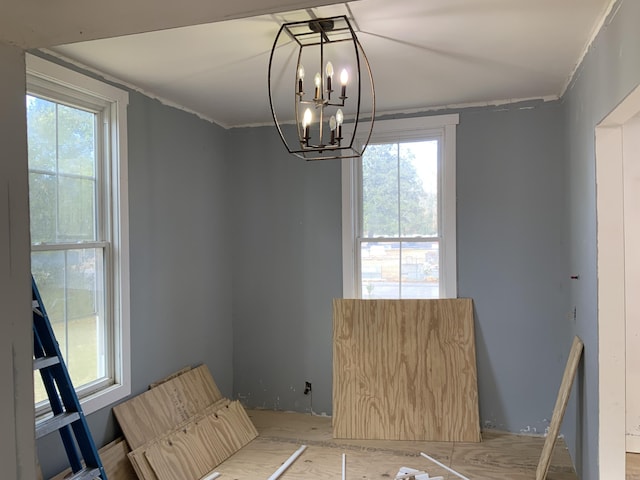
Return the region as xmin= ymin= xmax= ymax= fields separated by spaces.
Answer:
xmin=114 ymin=364 xmax=223 ymax=449
xmin=143 ymin=400 xmax=258 ymax=480
xmin=333 ymin=299 xmax=481 ymax=441
xmin=127 ymin=398 xmax=231 ymax=480
xmin=536 ymin=336 xmax=584 ymax=480
xmin=149 ymin=366 xmax=192 ymax=389
xmin=216 ymin=410 xmax=577 ymax=480
xmin=51 ymin=438 xmax=136 ymax=480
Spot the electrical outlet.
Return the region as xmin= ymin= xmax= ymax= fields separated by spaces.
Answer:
xmin=304 ymin=381 xmax=312 ymax=395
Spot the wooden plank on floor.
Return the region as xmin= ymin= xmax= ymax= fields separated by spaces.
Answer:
xmin=536 ymin=336 xmax=584 ymax=480
xmin=113 ymin=364 xmax=223 ymax=449
xmin=143 ymin=400 xmax=258 ymax=480
xmin=332 ymin=299 xmax=481 ymax=442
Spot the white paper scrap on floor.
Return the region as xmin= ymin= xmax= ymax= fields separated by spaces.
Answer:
xmin=396 ymin=466 xmax=443 ymax=480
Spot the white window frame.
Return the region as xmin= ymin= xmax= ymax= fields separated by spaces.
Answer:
xmin=26 ymin=53 xmax=131 ymax=416
xmin=342 ymin=114 xmax=459 ymax=298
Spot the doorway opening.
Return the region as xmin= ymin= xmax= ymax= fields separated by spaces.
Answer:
xmin=596 ymin=83 xmax=640 ymax=478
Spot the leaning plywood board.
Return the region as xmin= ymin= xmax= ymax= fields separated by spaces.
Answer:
xmin=333 ymin=299 xmax=481 ymax=441
xmin=127 ymin=398 xmax=231 ymax=480
xmin=149 ymin=366 xmax=192 ymax=389
xmin=143 ymin=401 xmax=258 ymax=480
xmin=51 ymin=438 xmax=136 ymax=480
xmin=114 ymin=364 xmax=223 ymax=449
xmin=536 ymin=336 xmax=584 ymax=480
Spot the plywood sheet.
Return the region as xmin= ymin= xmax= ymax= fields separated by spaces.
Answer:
xmin=51 ymin=438 xmax=136 ymax=480
xmin=333 ymin=299 xmax=481 ymax=441
xmin=149 ymin=366 xmax=192 ymax=389
xmin=127 ymin=398 xmax=231 ymax=480
xmin=143 ymin=401 xmax=258 ymax=480
xmin=113 ymin=364 xmax=223 ymax=449
xmin=536 ymin=336 xmax=583 ymax=480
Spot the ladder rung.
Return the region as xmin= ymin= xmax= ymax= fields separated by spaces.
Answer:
xmin=36 ymin=412 xmax=81 ymax=439
xmin=68 ymin=467 xmax=102 ymax=480
xmin=33 ymin=355 xmax=60 ymax=370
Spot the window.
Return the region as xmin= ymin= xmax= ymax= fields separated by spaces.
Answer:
xmin=26 ymin=54 xmax=131 ymax=416
xmin=342 ymin=115 xmax=458 ymax=298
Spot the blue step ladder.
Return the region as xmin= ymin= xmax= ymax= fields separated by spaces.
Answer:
xmin=32 ymin=276 xmax=107 ymax=480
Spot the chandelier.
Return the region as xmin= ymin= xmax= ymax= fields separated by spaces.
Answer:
xmin=268 ymin=15 xmax=375 ymax=161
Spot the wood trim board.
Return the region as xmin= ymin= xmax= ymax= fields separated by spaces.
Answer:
xmin=333 ymin=299 xmax=481 ymax=442
xmin=536 ymin=336 xmax=584 ymax=480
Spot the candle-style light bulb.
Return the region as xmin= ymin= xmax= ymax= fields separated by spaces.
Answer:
xmin=340 ymin=69 xmax=349 ymax=98
xmin=314 ymin=72 xmax=322 ymax=100
xmin=302 ymin=108 xmax=312 ymax=144
xmin=336 ymin=109 xmax=344 ymax=141
xmin=326 ymin=61 xmax=334 ymax=94
xmin=303 ymin=108 xmax=312 ymax=127
xmin=297 ymin=65 xmax=305 ymax=94
xmin=329 ymin=115 xmax=337 ymax=144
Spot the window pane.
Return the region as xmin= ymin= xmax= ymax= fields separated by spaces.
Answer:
xmin=400 ymin=241 xmax=439 ymax=299
xmin=26 ymin=96 xmax=57 ymax=173
xmin=57 ymin=104 xmax=96 ymax=177
xmin=32 ymin=248 xmax=107 ymax=401
xmin=28 ymin=172 xmax=57 ymax=244
xmin=361 ymin=241 xmax=400 ymax=298
xmin=360 ymin=241 xmax=440 ymax=299
xmin=399 ymin=141 xmax=438 ymax=237
xmin=58 ymin=176 xmax=96 ymax=241
xmin=362 ymin=144 xmax=399 ymax=237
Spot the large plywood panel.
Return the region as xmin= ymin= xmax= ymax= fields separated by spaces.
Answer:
xmin=333 ymin=299 xmax=480 ymax=441
xmin=113 ymin=364 xmax=223 ymax=449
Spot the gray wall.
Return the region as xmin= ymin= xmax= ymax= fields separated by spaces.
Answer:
xmin=456 ymin=100 xmax=570 ymax=435
xmin=229 ymin=103 xmax=571 ymax=439
xmin=229 ymin=124 xmax=342 ymax=415
xmin=37 ymin=91 xmax=234 ymax=478
xmin=562 ymin=0 xmax=640 ymax=477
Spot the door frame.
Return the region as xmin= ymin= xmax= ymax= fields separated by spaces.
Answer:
xmin=596 ymin=83 xmax=640 ymax=477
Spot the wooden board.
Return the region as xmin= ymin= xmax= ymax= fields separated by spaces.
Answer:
xmin=51 ymin=438 xmax=136 ymax=480
xmin=143 ymin=401 xmax=258 ymax=480
xmin=333 ymin=299 xmax=481 ymax=442
xmin=149 ymin=366 xmax=192 ymax=389
xmin=113 ymin=364 xmax=223 ymax=449
xmin=127 ymin=398 xmax=231 ymax=480
xmin=536 ymin=336 xmax=584 ymax=480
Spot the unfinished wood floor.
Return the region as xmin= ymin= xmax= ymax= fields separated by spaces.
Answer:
xmin=212 ymin=410 xmax=577 ymax=479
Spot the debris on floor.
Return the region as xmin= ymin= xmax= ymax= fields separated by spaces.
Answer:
xmin=396 ymin=466 xmax=443 ymax=480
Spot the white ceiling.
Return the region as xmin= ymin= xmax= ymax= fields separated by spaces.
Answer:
xmin=36 ymin=0 xmax=615 ymax=128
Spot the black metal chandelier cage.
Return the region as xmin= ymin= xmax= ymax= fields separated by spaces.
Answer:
xmin=268 ymin=15 xmax=375 ymax=161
